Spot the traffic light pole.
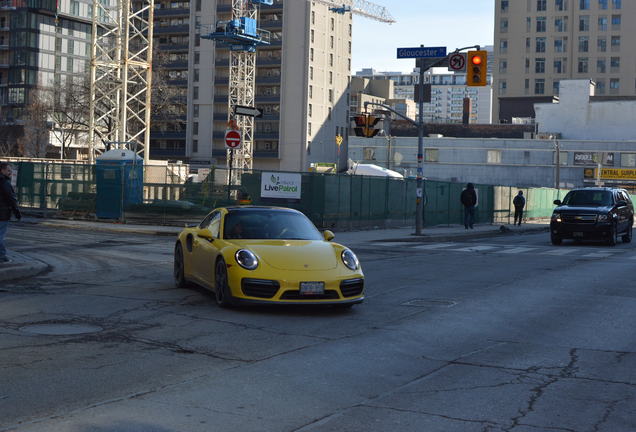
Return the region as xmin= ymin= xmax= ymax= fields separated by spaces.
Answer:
xmin=415 ymin=65 xmax=425 ymax=235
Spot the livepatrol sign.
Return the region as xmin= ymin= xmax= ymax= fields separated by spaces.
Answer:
xmin=397 ymin=46 xmax=447 ymax=59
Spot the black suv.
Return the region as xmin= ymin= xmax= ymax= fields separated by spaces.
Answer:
xmin=551 ymin=187 xmax=634 ymax=246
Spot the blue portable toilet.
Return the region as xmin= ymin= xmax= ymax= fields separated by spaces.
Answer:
xmin=96 ymin=149 xmax=143 ymax=219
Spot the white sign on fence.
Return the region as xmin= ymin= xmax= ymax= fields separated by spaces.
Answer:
xmin=260 ymin=172 xmax=301 ymax=199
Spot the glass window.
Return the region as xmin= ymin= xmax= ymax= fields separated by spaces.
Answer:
xmin=578 ymin=57 xmax=588 ymax=73
xmin=598 ymin=37 xmax=607 ymax=52
xmin=579 ymin=0 xmax=590 ymax=9
xmin=611 ymin=36 xmax=620 ymax=50
xmin=578 ymin=36 xmax=589 ymax=52
xmin=555 ymin=17 xmax=565 ymax=32
xmin=536 ymin=37 xmax=546 ymax=52
xmin=598 ymin=16 xmax=608 ymax=31
xmin=425 ymin=148 xmax=439 ymax=162
xmin=612 ymin=0 xmax=621 ymax=9
xmin=596 ymin=79 xmax=605 ymax=93
xmin=599 ymin=0 xmax=608 ymax=8
xmin=556 ymin=0 xmax=566 ymax=10
xmin=610 ymin=56 xmax=620 ymax=70
xmin=610 ymin=78 xmax=619 ymax=89
xmin=499 ymin=80 xmax=507 ymax=94
xmin=579 ymin=15 xmax=589 ymax=31
xmin=499 ymin=60 xmax=507 ymax=73
xmin=223 ymin=210 xmax=322 ymax=241
xmin=597 ymin=58 xmax=606 ymax=72
xmin=535 ymin=78 xmax=545 ymax=94
xmin=563 ymin=190 xmax=612 ymax=206
xmin=500 ymin=18 xmax=509 ymax=32
xmin=487 ymin=150 xmax=502 ymax=164
xmin=554 ymin=37 xmax=566 ymax=52
xmin=554 ymin=59 xmax=563 ymax=73
xmin=611 ymin=14 xmax=621 ymax=30
xmin=537 ymin=0 xmax=546 ymax=11
xmin=535 ymin=58 xmax=546 ymax=73
xmin=621 ymin=153 xmax=636 ymax=167
xmin=536 ymin=17 xmax=546 ymax=32
xmin=501 ymin=0 xmax=509 ymax=12
xmin=553 ymin=80 xmax=560 ymax=95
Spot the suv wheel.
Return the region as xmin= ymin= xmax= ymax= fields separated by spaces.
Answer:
xmin=608 ymin=223 xmax=618 ymax=246
xmin=622 ymin=222 xmax=633 ymax=243
xmin=551 ymin=234 xmax=562 ymax=245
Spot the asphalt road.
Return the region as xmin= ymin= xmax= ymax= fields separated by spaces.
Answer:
xmin=1 ymin=226 xmax=636 ymax=432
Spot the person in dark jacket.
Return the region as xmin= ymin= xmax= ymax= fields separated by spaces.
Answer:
xmin=460 ymin=183 xmax=477 ymax=229
xmin=513 ymin=190 xmax=526 ymax=226
xmin=0 ymin=162 xmax=21 ymax=263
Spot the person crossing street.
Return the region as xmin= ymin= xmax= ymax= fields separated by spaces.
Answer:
xmin=0 ymin=162 xmax=21 ymax=263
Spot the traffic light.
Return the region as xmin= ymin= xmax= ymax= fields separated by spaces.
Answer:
xmin=466 ymin=50 xmax=487 ymax=86
xmin=353 ymin=114 xmax=381 ymax=138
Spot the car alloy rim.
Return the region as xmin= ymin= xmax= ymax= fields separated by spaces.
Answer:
xmin=174 ymin=246 xmax=183 ymax=281
xmin=216 ymin=261 xmax=226 ymax=303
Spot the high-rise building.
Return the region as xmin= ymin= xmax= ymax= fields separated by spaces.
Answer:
xmin=493 ymin=0 xmax=636 ymax=123
xmin=151 ymin=0 xmax=352 ymax=172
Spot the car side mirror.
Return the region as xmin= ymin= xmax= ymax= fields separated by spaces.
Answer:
xmin=323 ymin=230 xmax=335 ymax=241
xmin=553 ymin=200 xmax=562 ymax=206
xmin=197 ymin=228 xmax=215 ymax=242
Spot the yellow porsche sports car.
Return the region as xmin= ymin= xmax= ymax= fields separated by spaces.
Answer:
xmin=173 ymin=206 xmax=364 ymax=307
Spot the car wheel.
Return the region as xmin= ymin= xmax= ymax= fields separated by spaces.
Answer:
xmin=174 ymin=243 xmax=189 ymax=288
xmin=215 ymin=259 xmax=234 ymax=308
xmin=550 ymin=234 xmax=562 ymax=245
xmin=608 ymin=223 xmax=618 ymax=246
xmin=622 ymin=222 xmax=633 ymax=243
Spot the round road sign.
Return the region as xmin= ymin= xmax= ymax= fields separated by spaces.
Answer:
xmin=224 ymin=129 xmax=242 ymax=149
xmin=448 ymin=53 xmax=466 ymax=72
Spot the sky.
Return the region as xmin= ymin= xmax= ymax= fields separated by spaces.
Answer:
xmin=351 ymin=0 xmax=495 ymax=74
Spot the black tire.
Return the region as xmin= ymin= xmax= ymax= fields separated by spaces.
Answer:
xmin=174 ymin=243 xmax=189 ymax=288
xmin=215 ymin=259 xmax=234 ymax=308
xmin=622 ymin=222 xmax=632 ymax=243
xmin=551 ymin=234 xmax=562 ymax=245
xmin=608 ymin=223 xmax=618 ymax=246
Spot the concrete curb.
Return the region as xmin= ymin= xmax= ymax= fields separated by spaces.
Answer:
xmin=0 ymin=260 xmax=50 ymax=283
xmin=23 ymin=220 xmax=180 ymax=237
xmin=373 ymin=225 xmax=549 ymax=243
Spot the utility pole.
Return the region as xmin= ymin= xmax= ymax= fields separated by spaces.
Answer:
xmin=416 ymin=59 xmax=425 ymax=235
xmin=555 ymin=139 xmax=560 ymax=191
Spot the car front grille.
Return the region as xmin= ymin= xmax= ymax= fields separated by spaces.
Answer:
xmin=280 ymin=290 xmax=340 ymax=300
xmin=562 ymin=214 xmax=597 ymax=224
xmin=340 ymin=278 xmax=364 ymax=297
xmin=241 ymin=278 xmax=280 ymax=298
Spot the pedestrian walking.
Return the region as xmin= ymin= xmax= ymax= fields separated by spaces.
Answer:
xmin=0 ymin=162 xmax=21 ymax=263
xmin=513 ymin=190 xmax=526 ymax=226
xmin=460 ymin=183 xmax=477 ymax=229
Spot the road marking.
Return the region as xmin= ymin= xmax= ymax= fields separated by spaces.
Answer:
xmin=582 ymin=252 xmax=618 ymax=258
xmin=376 ymin=242 xmax=413 ymax=247
xmin=451 ymin=245 xmax=499 ymax=252
xmin=495 ymin=247 xmax=538 ymax=254
xmin=541 ymin=248 xmax=581 ymax=256
xmin=412 ymin=243 xmax=459 ymax=250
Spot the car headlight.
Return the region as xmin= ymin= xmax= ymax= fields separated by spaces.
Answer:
xmin=597 ymin=214 xmax=609 ymax=222
xmin=551 ymin=212 xmax=561 ymax=222
xmin=341 ymin=249 xmax=359 ymax=271
xmin=235 ymin=249 xmax=258 ymax=270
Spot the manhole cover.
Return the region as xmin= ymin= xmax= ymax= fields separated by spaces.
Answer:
xmin=402 ymin=299 xmax=457 ymax=308
xmin=20 ymin=323 xmax=103 ymax=336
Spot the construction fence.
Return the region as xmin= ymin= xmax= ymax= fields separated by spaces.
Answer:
xmin=11 ymin=161 xmax=567 ymax=229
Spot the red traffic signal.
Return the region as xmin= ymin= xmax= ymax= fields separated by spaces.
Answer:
xmin=466 ymin=50 xmax=487 ymax=87
xmin=353 ymin=114 xmax=381 ymax=138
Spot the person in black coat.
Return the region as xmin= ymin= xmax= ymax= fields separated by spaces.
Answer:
xmin=513 ymin=190 xmax=526 ymax=226
xmin=460 ymin=183 xmax=477 ymax=229
xmin=0 ymin=162 xmax=21 ymax=263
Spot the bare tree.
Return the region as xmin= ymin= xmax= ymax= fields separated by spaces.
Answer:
xmin=16 ymin=89 xmax=53 ymax=158
xmin=47 ymin=78 xmax=91 ymax=159
xmin=151 ymin=47 xmax=187 ymax=126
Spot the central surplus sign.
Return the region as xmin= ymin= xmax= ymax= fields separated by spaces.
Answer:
xmin=260 ymin=172 xmax=301 ymax=199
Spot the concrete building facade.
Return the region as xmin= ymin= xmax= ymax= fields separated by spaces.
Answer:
xmin=494 ymin=0 xmax=636 ymax=123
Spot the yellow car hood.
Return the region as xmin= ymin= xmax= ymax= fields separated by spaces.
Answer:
xmin=232 ymin=240 xmax=339 ymax=271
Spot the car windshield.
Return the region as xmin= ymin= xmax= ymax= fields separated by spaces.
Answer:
xmin=562 ymin=190 xmax=613 ymax=207
xmin=223 ymin=209 xmax=323 ymax=240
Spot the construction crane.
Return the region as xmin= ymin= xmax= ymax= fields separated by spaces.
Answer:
xmin=88 ymin=0 xmax=154 ymax=165
xmin=204 ymin=0 xmax=394 ymax=192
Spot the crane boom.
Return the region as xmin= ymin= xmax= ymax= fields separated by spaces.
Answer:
xmin=312 ymin=0 xmax=395 ymax=23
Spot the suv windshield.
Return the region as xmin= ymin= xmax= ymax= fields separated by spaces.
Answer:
xmin=562 ymin=190 xmax=613 ymax=207
xmin=224 ymin=210 xmax=323 ymax=240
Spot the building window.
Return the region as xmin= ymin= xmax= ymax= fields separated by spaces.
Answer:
xmin=537 ymin=0 xmax=546 ymax=10
xmin=611 ymin=36 xmax=620 ymax=51
xmin=578 ymin=36 xmax=589 ymax=52
xmin=329 ymin=54 xmax=333 ymax=66
xmin=555 ymin=17 xmax=566 ymax=32
xmin=536 ymin=37 xmax=546 ymax=52
xmin=328 ymin=107 xmax=332 ymax=120
xmin=499 ymin=80 xmax=507 ymax=95
xmin=193 ymin=105 xmax=199 ymax=117
xmin=525 ymin=58 xmax=530 ymax=73
xmin=556 ymin=0 xmax=566 ymax=10
xmin=499 ymin=60 xmax=508 ymax=73
xmin=308 ymin=104 xmax=312 ymax=117
xmin=487 ymin=150 xmax=502 ymax=164
xmin=310 ymin=29 xmax=314 ymax=43
xmin=597 ymin=58 xmax=606 ymax=73
xmin=536 ymin=17 xmax=546 ymax=32
xmin=525 ymin=78 xmax=530 ymax=94
xmin=309 ymin=66 xmax=313 ymax=80
xmin=310 ymin=48 xmax=313 ymax=61
xmin=579 ymin=0 xmax=590 ymax=9
xmin=329 ymin=71 xmax=333 ymax=84
xmin=526 ymin=37 xmax=531 ymax=52
xmin=611 ymin=14 xmax=621 ymax=30
xmin=599 ymin=0 xmax=608 ymax=8
xmin=554 ymin=59 xmax=563 ymax=73
xmin=535 ymin=78 xmax=545 ymax=94
xmin=328 ymin=89 xmax=333 ymax=102
xmin=330 ymin=36 xmax=334 ymax=49
xmin=501 ymin=0 xmax=509 ymax=12
xmin=311 ymin=11 xmax=315 ymax=24
xmin=499 ymin=39 xmax=508 ymax=54
xmin=425 ymin=148 xmax=439 ymax=162
xmin=193 ymin=87 xmax=198 ymax=99
xmin=553 ymin=80 xmax=560 ymax=95
xmin=596 ymin=79 xmax=606 ymax=94
xmin=193 ymin=122 xmax=198 ymax=135
xmin=579 ymin=15 xmax=589 ymax=31
xmin=554 ymin=37 xmax=566 ymax=52
xmin=598 ymin=16 xmax=608 ymax=31
xmin=612 ymin=0 xmax=621 ymax=9
xmin=308 ymin=123 xmax=311 ymax=135
xmin=192 ymin=140 xmax=198 ymax=153
xmin=610 ymin=56 xmax=620 ymax=72
xmin=500 ymin=18 xmax=509 ymax=33
xmin=330 ymin=17 xmax=335 ymax=30
xmin=610 ymin=78 xmax=619 ymax=90
xmin=621 ymin=153 xmax=636 ymax=167
xmin=577 ymin=57 xmax=589 ymax=73
xmin=535 ymin=58 xmax=546 ymax=73
xmin=597 ymin=37 xmax=607 ymax=52
xmin=309 ymin=85 xmax=312 ymax=98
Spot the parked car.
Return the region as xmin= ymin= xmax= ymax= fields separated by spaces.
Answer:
xmin=173 ymin=206 xmax=364 ymax=308
xmin=550 ymin=187 xmax=633 ymax=246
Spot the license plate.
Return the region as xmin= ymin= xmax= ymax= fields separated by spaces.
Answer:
xmin=299 ymin=281 xmax=324 ymax=296
xmin=573 ymin=232 xmax=583 ymax=237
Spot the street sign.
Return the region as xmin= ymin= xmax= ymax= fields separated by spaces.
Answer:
xmin=224 ymin=129 xmax=242 ymax=149
xmin=234 ymin=105 xmax=263 ymax=118
xmin=397 ymin=46 xmax=446 ymax=59
xmin=448 ymin=53 xmax=467 ymax=72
